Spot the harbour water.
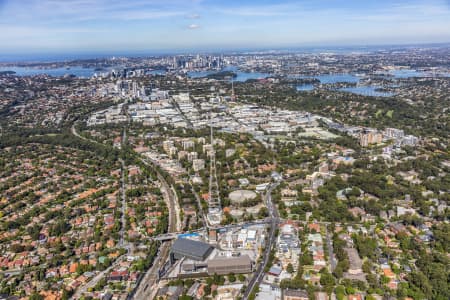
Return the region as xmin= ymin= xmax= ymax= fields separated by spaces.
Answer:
xmin=2 ymin=65 xmax=445 ymax=98
xmin=313 ymin=74 xmax=360 ymax=84
xmin=187 ymin=66 xmax=270 ymax=82
xmin=296 ymin=84 xmax=315 ymax=91
xmin=0 ymin=66 xmax=98 ymax=78
xmin=389 ymin=69 xmax=450 ymax=78
xmin=338 ymin=86 xmax=395 ymax=97
xmin=146 ymin=69 xmax=167 ymax=76
xmin=294 ymin=73 xmax=360 ymax=84
xmin=296 ymin=73 xmax=395 ymax=96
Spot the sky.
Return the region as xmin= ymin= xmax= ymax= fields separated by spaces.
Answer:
xmin=1 ymin=0 xmax=450 ymax=55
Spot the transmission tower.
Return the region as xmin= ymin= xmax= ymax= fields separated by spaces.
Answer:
xmin=208 ymin=112 xmax=222 ymax=216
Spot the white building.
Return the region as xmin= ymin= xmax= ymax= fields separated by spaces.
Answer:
xmin=193 ymin=159 xmax=205 ymax=172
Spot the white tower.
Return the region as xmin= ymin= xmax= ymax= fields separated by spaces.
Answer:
xmin=207 ymin=112 xmax=222 ymax=225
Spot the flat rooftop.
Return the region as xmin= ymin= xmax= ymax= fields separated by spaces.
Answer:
xmin=171 ymin=238 xmax=214 ymax=260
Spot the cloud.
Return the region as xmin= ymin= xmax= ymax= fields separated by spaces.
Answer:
xmin=187 ymin=13 xmax=201 ymax=19
xmin=348 ymin=1 xmax=450 ymax=22
xmin=187 ymin=24 xmax=200 ymax=29
xmin=105 ymin=10 xmax=184 ymax=21
xmin=0 ymin=0 xmax=189 ymax=23
xmin=1 ymin=0 xmax=450 ymax=52
xmin=211 ymin=2 xmax=308 ymax=17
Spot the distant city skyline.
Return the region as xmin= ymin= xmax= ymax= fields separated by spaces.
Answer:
xmin=1 ymin=0 xmax=450 ymax=55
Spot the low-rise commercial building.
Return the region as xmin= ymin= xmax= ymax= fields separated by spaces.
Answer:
xmin=207 ymin=255 xmax=252 ymax=275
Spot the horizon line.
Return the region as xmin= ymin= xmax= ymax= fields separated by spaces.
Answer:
xmin=1 ymin=41 xmax=450 ymax=63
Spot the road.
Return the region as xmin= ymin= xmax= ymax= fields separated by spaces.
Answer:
xmin=151 ymin=219 xmax=271 ymax=242
xmin=119 ymin=158 xmax=127 ymax=249
xmin=132 ymin=242 xmax=172 ymax=300
xmin=189 ymin=183 xmax=208 ymax=229
xmin=171 ymin=98 xmax=193 ymax=129
xmin=71 ymin=123 xmax=86 ymax=141
xmin=119 ymin=128 xmax=128 ymax=250
xmin=169 ymin=185 xmax=182 ymax=233
xmin=325 ymin=225 xmax=336 ymax=271
xmin=131 ymin=159 xmax=180 ymax=300
xmin=243 ymin=183 xmax=279 ymax=300
xmin=71 ymin=254 xmax=125 ymax=299
xmin=71 ymin=124 xmax=171 ymax=299
xmin=72 ymin=123 xmax=180 ymax=299
xmin=70 ymin=123 xmax=131 ymax=299
xmin=74 ymin=124 xmax=129 ymax=251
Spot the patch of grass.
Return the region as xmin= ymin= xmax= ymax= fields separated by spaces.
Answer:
xmin=386 ymin=110 xmax=394 ymax=118
xmin=375 ymin=109 xmax=383 ymax=118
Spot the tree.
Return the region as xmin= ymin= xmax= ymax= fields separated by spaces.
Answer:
xmin=287 ymin=263 xmax=294 ymax=274
xmin=362 ymin=260 xmax=372 ymax=274
xmin=346 ymin=286 xmax=356 ymax=295
xmin=335 ymin=285 xmax=346 ymax=300
xmin=203 ymin=285 xmax=211 ymax=295
xmin=333 ymin=265 xmax=343 ymax=279
xmin=300 ymin=252 xmax=313 ymax=266
xmin=366 ymin=273 xmax=379 ymax=289
xmin=258 ymin=207 xmax=269 ymax=218
xmin=353 ymin=234 xmax=377 ymax=260
xmin=29 ymin=294 xmax=44 ymax=300
xmin=380 ymin=275 xmax=390 ymax=284
xmin=320 ymin=269 xmax=335 ymax=288
xmin=61 ymin=289 xmax=71 ymax=300
xmin=408 ymin=271 xmax=432 ymax=297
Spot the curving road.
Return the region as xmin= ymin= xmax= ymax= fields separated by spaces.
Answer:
xmin=70 ymin=123 xmax=128 ymax=299
xmin=71 ymin=123 xmax=180 ymax=300
xmin=131 ymin=159 xmax=180 ymax=300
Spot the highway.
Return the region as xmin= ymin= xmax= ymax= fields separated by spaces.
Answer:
xmin=131 ymin=241 xmax=172 ymax=300
xmin=243 ymin=183 xmax=279 ymax=300
xmin=131 ymin=160 xmax=180 ymax=300
xmin=71 ymin=122 xmax=319 ymax=299
xmin=71 ymin=124 xmax=179 ymax=299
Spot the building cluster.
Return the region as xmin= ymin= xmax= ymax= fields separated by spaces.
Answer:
xmin=0 ymin=75 xmax=116 ymax=127
xmin=1 ymin=47 xmax=448 ymax=300
xmin=172 ymin=54 xmax=226 ymax=70
xmin=359 ymin=128 xmax=419 ymax=148
xmin=306 ymin=229 xmax=327 ymax=275
xmin=218 ymin=225 xmax=266 ymax=251
xmin=165 ymin=224 xmax=266 ymax=279
xmin=87 ymin=95 xmax=341 ymax=145
xmin=87 ymin=103 xmax=127 ymax=126
xmin=325 ymin=119 xmax=420 ymax=148
xmin=266 ymin=223 xmax=302 ymax=284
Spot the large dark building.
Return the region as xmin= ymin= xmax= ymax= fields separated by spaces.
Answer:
xmin=170 ymin=238 xmax=214 ymax=262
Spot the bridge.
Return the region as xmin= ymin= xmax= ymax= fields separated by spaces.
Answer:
xmin=153 ymin=232 xmax=181 ymax=241
xmin=150 ymin=219 xmax=272 ymax=241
